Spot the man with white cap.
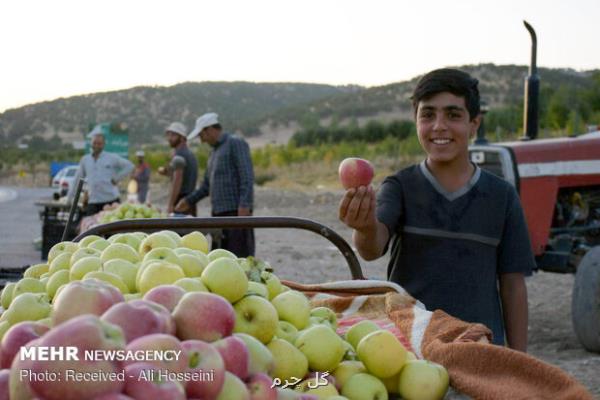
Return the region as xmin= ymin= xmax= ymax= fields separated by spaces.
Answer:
xmin=68 ymin=128 xmax=134 ymax=216
xmin=160 ymin=121 xmax=198 ymax=215
xmin=175 ymin=113 xmax=255 ymax=257
xmin=132 ymin=150 xmax=151 ymax=203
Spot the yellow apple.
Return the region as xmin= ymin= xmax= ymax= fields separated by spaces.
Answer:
xmin=181 ymin=231 xmax=209 ymax=253
xmin=70 ymin=257 xmax=103 ymax=281
xmin=138 ymin=262 xmax=185 ymax=294
xmin=24 ymin=264 xmax=49 ymax=279
xmin=357 ymin=330 xmax=407 ymax=378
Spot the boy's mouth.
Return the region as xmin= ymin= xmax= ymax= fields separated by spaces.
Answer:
xmin=431 ymin=138 xmax=452 ymax=145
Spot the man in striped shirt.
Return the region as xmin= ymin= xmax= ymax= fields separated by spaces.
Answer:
xmin=175 ymin=113 xmax=255 ymax=257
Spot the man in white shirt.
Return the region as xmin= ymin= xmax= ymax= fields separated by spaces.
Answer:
xmin=68 ymin=132 xmax=134 ymax=216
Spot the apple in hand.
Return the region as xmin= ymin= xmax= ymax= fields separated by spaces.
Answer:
xmin=180 ymin=339 xmax=225 ymax=399
xmin=357 ymin=330 xmax=407 ymax=378
xmin=233 ymin=295 xmax=279 ymax=344
xmin=398 ymin=360 xmax=449 ymax=400
xmin=172 ymin=292 xmax=236 ymax=341
xmin=338 ymin=157 xmax=374 ymax=189
xmin=123 ymin=362 xmax=186 ymax=400
xmin=0 ymin=321 xmax=49 ymax=368
xmin=295 ymin=325 xmax=345 ymax=372
xmin=341 ymin=373 xmax=388 ymax=400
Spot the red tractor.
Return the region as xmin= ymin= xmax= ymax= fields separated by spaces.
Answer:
xmin=469 ymin=21 xmax=600 ymax=352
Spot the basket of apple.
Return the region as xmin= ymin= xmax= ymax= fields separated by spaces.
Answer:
xmin=98 ymin=203 xmax=165 ymax=224
xmin=0 ymin=220 xmax=449 ymax=399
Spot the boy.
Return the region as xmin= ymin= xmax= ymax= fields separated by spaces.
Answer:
xmin=339 ymin=69 xmax=534 ymax=351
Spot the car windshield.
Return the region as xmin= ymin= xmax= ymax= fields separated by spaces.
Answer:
xmin=66 ymin=168 xmax=78 ymax=177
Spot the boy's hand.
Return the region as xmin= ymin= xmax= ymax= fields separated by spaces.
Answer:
xmin=338 ymin=185 xmax=376 ymax=232
xmin=174 ymin=198 xmax=190 ymax=213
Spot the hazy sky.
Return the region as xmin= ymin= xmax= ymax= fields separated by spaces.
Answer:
xmin=1 ymin=0 xmax=598 ymax=112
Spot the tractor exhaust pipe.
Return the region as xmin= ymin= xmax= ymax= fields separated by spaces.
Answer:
xmin=522 ymin=20 xmax=539 ymax=141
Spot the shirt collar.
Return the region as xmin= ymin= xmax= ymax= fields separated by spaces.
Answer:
xmin=212 ymin=132 xmax=229 ymax=148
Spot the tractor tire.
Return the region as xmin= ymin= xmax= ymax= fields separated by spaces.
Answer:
xmin=572 ymin=246 xmax=600 ymax=352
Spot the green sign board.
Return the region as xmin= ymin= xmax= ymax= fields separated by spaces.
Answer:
xmin=85 ymin=122 xmax=129 ymax=158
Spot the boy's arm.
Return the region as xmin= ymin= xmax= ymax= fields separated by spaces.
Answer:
xmin=499 ymin=272 xmax=529 ymax=352
xmin=339 ymin=186 xmax=389 ymax=260
xmin=167 ymin=169 xmax=183 ymax=214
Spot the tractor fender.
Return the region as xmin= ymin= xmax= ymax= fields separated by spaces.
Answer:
xmin=571 ymin=246 xmax=600 ymax=352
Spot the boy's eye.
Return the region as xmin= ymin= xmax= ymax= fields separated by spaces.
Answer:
xmin=419 ymin=111 xmax=434 ymax=119
xmin=448 ymin=112 xmax=462 ymax=119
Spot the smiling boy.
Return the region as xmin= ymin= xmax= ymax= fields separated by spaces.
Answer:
xmin=339 ymin=68 xmax=535 ymax=351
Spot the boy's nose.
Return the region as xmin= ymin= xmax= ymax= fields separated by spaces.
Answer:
xmin=433 ymin=115 xmax=448 ymax=131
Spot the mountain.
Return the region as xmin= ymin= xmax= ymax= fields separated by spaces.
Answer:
xmin=1 ymin=64 xmax=597 ymax=148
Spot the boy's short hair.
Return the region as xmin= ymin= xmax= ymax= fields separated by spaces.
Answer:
xmin=411 ymin=68 xmax=480 ymax=120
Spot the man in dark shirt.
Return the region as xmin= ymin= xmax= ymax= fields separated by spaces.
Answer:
xmin=339 ymin=69 xmax=535 ymax=351
xmin=175 ymin=113 xmax=255 ymax=257
xmin=160 ymin=122 xmax=198 ymax=216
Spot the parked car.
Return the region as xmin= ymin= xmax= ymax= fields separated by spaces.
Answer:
xmin=54 ymin=166 xmax=79 ymax=196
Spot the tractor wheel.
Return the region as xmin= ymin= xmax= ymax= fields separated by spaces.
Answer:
xmin=572 ymin=246 xmax=600 ymax=352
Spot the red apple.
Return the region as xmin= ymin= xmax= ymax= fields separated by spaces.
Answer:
xmin=101 ymin=299 xmax=175 ymax=343
xmin=123 ymin=362 xmax=186 ymax=400
xmin=52 ymin=279 xmax=125 ymax=326
xmin=181 ymin=340 xmax=226 ymax=399
xmin=93 ymin=394 xmax=135 ymax=400
xmin=246 ymin=373 xmax=277 ymax=400
xmin=172 ymin=292 xmax=235 ymax=342
xmin=213 ymin=335 xmax=250 ymax=380
xmin=0 ymin=369 xmax=9 ymax=400
xmin=9 ymin=339 xmax=38 ymax=400
xmin=338 ymin=158 xmax=374 ymax=189
xmin=28 ymin=315 xmax=126 ymax=400
xmin=125 ymin=333 xmax=188 ymax=374
xmin=143 ymin=284 xmax=186 ymax=312
xmin=0 ymin=322 xmax=49 ymax=368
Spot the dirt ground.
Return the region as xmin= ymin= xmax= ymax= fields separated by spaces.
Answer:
xmin=244 ymin=186 xmax=600 ymax=398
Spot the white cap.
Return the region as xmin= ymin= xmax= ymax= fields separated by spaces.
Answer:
xmin=87 ymin=125 xmax=104 ymax=138
xmin=165 ymin=122 xmax=188 ymax=137
xmin=135 ymin=150 xmax=145 ymax=157
xmin=188 ymin=113 xmax=219 ymax=140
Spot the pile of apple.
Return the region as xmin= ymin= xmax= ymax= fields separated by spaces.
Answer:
xmin=0 ymin=229 xmax=449 ymax=400
xmin=98 ymin=203 xmax=164 ymax=224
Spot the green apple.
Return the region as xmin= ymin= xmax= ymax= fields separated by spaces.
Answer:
xmin=174 ymin=277 xmax=209 ymax=292
xmin=216 ymin=371 xmax=249 ymax=400
xmin=103 ymin=259 xmax=138 ymax=293
xmin=47 ymin=241 xmax=78 ymax=263
xmin=267 ymin=338 xmax=308 ymax=382
xmin=101 ymin=243 xmax=140 ymax=264
xmin=246 ymin=282 xmax=269 ymax=298
xmin=260 ymin=271 xmax=283 ymax=300
xmin=78 ymin=234 xmax=103 ymax=248
xmin=357 ymin=330 xmax=407 ymax=378
xmin=397 ymin=360 xmax=449 ymax=400
xmin=310 ymin=306 xmax=338 ymax=330
xmin=201 ymin=258 xmax=248 ymax=303
xmin=0 ymin=321 xmax=10 ymax=341
xmin=271 ymin=290 xmax=310 ymax=330
xmin=295 ymin=324 xmax=345 ymax=372
xmin=233 ymin=295 xmax=278 ymax=344
xmin=207 ymin=248 xmax=237 ymax=262
xmin=1 ymin=282 xmax=15 ymax=309
xmin=48 ymin=252 xmax=72 ymax=274
xmin=181 ymin=231 xmax=209 ymax=253
xmin=341 ymin=373 xmax=388 ymax=400
xmin=176 ymin=253 xmax=208 ymax=277
xmin=142 ymin=247 xmax=180 ymax=265
xmin=70 ymin=247 xmax=101 ymax=265
xmin=380 ymin=371 xmax=401 ymax=394
xmin=89 ymin=238 xmax=110 ymax=252
xmin=158 ymin=230 xmax=182 ymax=246
xmin=83 ymin=271 xmax=130 ymax=294
xmin=345 ymin=320 xmax=379 ymax=350
xmin=333 ymin=360 xmax=367 ymax=390
xmin=139 ymin=232 xmax=177 ymax=256
xmin=342 ymin=339 xmax=358 ymax=361
xmin=36 ymin=317 xmax=53 ymax=328
xmin=326 ymin=397 xmax=349 ymax=400
xmin=275 ymin=320 xmax=299 ymax=344
xmin=124 ymin=293 xmax=142 ymax=301
xmin=110 ymin=232 xmax=142 ymax=251
xmin=4 ymin=293 xmax=51 ymax=325
xmin=138 ymin=261 xmax=185 ymax=294
xmin=12 ymin=277 xmax=45 ymax=297
xmin=70 ymin=257 xmax=103 ymax=281
xmin=296 ymin=378 xmax=339 ymax=398
xmin=24 ymin=263 xmax=49 ymax=279
xmin=234 ymin=333 xmax=274 ymax=375
xmin=46 ymin=269 xmax=70 ymax=300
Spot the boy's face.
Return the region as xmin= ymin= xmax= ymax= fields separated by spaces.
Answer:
xmin=415 ymin=92 xmax=480 ymax=165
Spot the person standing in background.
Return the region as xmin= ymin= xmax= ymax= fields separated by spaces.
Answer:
xmin=132 ymin=150 xmax=151 ymax=203
xmin=159 ymin=122 xmax=198 ymax=216
xmin=68 ymin=129 xmax=134 ymax=216
xmin=175 ymin=113 xmax=255 ymax=257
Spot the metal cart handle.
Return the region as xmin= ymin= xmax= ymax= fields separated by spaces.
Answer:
xmin=74 ymin=216 xmax=366 ymax=280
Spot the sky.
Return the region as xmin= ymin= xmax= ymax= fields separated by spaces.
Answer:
xmin=1 ymin=0 xmax=599 ymax=113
